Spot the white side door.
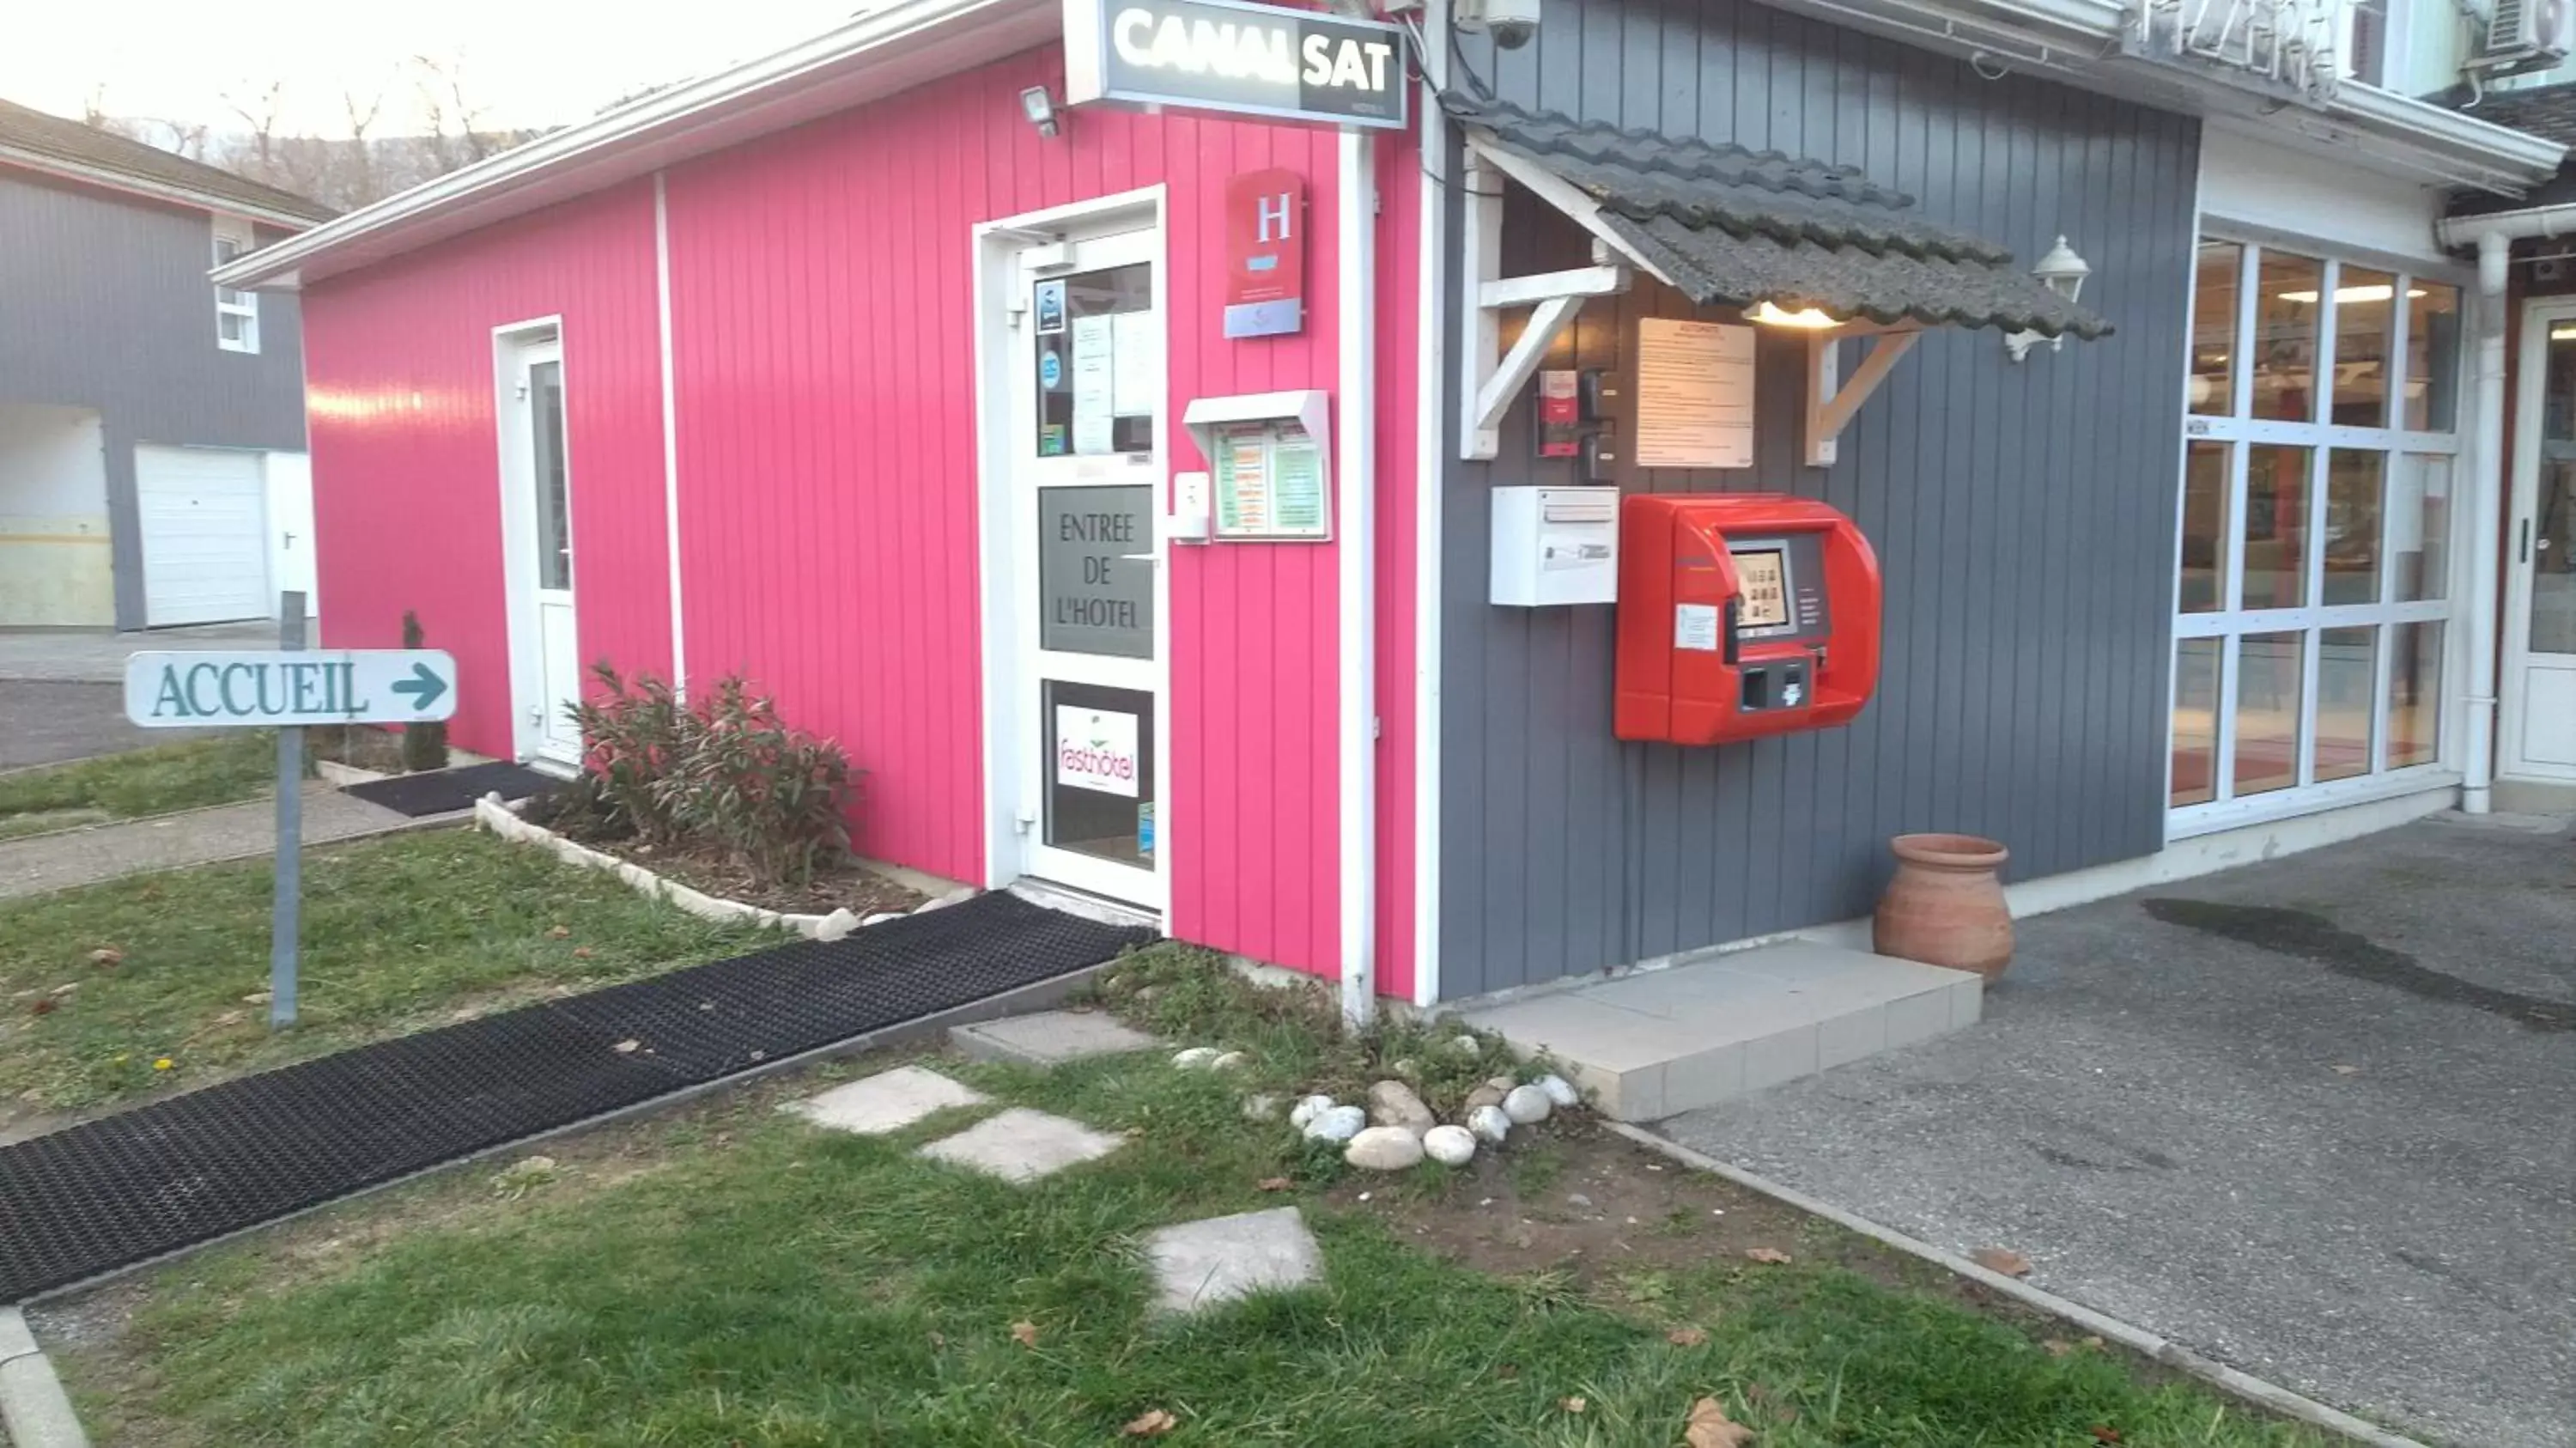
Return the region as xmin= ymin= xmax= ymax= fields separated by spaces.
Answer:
xmin=1010 ymin=228 xmax=1167 ymax=910
xmin=501 ymin=336 xmax=584 ymax=766
xmin=134 ymin=444 xmax=270 ymax=625
xmin=2504 ymin=305 xmax=2576 ymax=781
xmin=263 ymin=450 xmax=317 ymax=617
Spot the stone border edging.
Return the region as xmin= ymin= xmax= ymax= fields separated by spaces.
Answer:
xmin=1601 ymin=1123 xmax=2433 ymax=1448
xmin=0 ymin=1307 xmax=89 ymax=1448
xmin=472 ymin=795 xmax=968 ymax=942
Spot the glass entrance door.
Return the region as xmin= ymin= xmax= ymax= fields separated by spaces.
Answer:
xmin=1012 ymin=228 xmax=1165 ymax=907
xmin=2504 ymin=308 xmax=2576 ymax=780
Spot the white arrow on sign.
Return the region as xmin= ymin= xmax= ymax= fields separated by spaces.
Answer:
xmin=124 ymin=649 xmax=460 ymax=728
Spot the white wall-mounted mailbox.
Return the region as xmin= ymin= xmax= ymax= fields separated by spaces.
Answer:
xmin=1491 ymin=484 xmax=1619 ymax=606
xmin=1181 ymin=389 xmax=1333 ymax=542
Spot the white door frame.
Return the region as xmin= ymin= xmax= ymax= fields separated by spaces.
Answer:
xmin=969 ymin=186 xmax=1171 ymax=918
xmin=2502 ymin=296 xmax=2576 ymax=781
xmin=492 ymin=316 xmax=579 ymax=768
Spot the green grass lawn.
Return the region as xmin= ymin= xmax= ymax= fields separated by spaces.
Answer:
xmin=0 ymin=733 xmax=283 ymax=840
xmin=0 ymin=830 xmax=762 ymax=1119
xmin=49 ymin=949 xmax=2329 ymax=1448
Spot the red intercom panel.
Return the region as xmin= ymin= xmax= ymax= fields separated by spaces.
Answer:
xmin=1614 ymin=494 xmax=1882 ymax=745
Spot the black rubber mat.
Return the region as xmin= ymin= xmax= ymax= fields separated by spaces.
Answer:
xmin=342 ymin=761 xmax=559 ymax=816
xmin=0 ymin=891 xmax=1153 ymax=1302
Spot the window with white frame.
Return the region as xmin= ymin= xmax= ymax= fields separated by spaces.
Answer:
xmin=2171 ymin=235 xmax=2463 ymax=831
xmin=212 ymin=216 xmax=258 ymax=354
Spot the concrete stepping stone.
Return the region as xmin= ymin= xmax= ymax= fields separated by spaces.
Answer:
xmin=783 ymin=1065 xmax=988 ymax=1135
xmin=917 ymin=1106 xmax=1123 ymax=1183
xmin=951 ymin=1009 xmax=1163 ymax=1067
xmin=1141 ymin=1207 xmax=1324 ymax=1314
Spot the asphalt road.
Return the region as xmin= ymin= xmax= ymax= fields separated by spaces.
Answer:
xmin=0 ymin=681 xmax=212 ymax=771
xmin=1658 ymin=814 xmax=2576 ymax=1448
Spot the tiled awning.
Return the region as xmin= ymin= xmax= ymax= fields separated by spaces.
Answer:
xmin=1449 ymin=95 xmax=2111 ymax=339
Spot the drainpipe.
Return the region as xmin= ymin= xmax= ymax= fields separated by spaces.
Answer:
xmin=2464 ymin=229 xmax=2509 ymax=814
xmin=1336 ymin=125 xmax=1378 ymax=1026
xmin=2436 ymin=204 xmax=2576 ymax=812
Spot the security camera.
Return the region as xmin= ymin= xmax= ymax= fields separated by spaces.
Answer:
xmin=1459 ymin=0 xmax=1540 ymax=49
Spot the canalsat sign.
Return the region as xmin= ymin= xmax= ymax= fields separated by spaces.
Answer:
xmin=1064 ymin=0 xmax=1409 ymax=131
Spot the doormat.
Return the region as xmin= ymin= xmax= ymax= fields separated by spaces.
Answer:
xmin=343 ymin=761 xmax=560 ymax=816
xmin=0 ymin=891 xmax=1156 ymax=1302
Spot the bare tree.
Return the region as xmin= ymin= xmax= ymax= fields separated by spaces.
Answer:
xmin=88 ymin=57 xmax=549 ymax=213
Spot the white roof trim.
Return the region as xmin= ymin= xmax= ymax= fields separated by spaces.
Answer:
xmin=0 ymin=143 xmax=325 ymax=230
xmin=214 ymin=0 xmax=1054 ymax=290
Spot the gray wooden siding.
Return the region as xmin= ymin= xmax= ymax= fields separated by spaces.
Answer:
xmin=1439 ymin=0 xmax=2200 ymax=998
xmin=0 ymin=169 xmax=308 ymax=627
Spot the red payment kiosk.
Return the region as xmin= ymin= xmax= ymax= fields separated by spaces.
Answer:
xmin=1614 ymin=495 xmax=1882 ymax=745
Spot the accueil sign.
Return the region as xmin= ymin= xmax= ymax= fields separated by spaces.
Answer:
xmin=1064 ymin=0 xmax=1409 ymax=131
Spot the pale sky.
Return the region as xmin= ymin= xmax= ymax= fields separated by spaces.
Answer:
xmin=3 ymin=2 xmax=863 ymax=138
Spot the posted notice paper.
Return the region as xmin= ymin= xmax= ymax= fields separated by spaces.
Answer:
xmin=1635 ymin=317 xmax=1755 ymax=469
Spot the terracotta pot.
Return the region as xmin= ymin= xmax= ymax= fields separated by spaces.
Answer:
xmin=1873 ymin=833 xmax=2014 ymax=979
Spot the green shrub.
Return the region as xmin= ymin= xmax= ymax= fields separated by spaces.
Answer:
xmin=567 ymin=665 xmax=855 ymax=888
xmin=659 ymin=675 xmax=854 ymax=888
xmin=569 ymin=663 xmax=686 ymax=845
xmin=398 ymin=611 xmax=448 ymax=774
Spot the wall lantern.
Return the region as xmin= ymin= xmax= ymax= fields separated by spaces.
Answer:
xmin=2005 ymin=236 xmax=2090 ymax=363
xmin=1019 ymin=85 xmax=1061 ymax=138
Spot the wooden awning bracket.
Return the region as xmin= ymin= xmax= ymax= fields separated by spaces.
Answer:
xmin=1804 ymin=326 xmax=1920 ymax=467
xmin=1457 ymin=146 xmax=1634 ymax=461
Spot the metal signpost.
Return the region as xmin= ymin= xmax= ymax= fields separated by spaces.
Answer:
xmin=120 ymin=595 xmax=459 ymax=1028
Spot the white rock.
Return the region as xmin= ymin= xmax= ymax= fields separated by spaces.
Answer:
xmin=1209 ymin=1050 xmax=1249 ymax=1071
xmin=1242 ymin=1093 xmax=1282 ymax=1121
xmin=1502 ymin=1085 xmax=1553 ymax=1125
xmin=1366 ymin=1079 xmax=1437 ymax=1138
xmin=1422 ymin=1124 xmax=1477 ymax=1166
xmin=1535 ymin=1073 xmax=1581 ymax=1109
xmin=1303 ymin=1104 xmax=1367 ymax=1142
xmin=811 ymin=908 xmax=860 ymax=942
xmin=1446 ymin=1034 xmax=1484 ymax=1057
xmin=1171 ymin=1047 xmax=1222 ymax=1070
xmin=1344 ymin=1126 xmax=1426 ymax=1171
xmin=1463 ymin=1081 xmax=1510 ymax=1115
xmin=1288 ymin=1094 xmax=1337 ymax=1129
xmin=860 ymin=912 xmax=904 ymax=927
xmin=1466 ymin=1104 xmax=1512 ymax=1144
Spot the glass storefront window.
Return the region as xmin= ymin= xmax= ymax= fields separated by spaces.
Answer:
xmin=2388 ymin=454 xmax=2450 ymax=602
xmin=2242 ymin=445 xmax=2311 ymax=610
xmin=2172 ymin=638 xmax=2222 ymax=807
xmin=2387 ymin=622 xmax=2443 ymax=768
xmin=2192 ymin=241 xmax=2241 ymax=415
xmin=2233 ymin=631 xmax=2306 ymax=796
xmin=2251 ymin=251 xmax=2324 ymax=423
xmin=2180 ymin=441 xmax=2232 ymax=612
xmin=2322 ymin=451 xmax=2384 ymax=606
xmin=2315 ymin=627 xmax=2376 ymax=782
xmin=2403 ymin=284 xmax=2461 ymax=432
xmin=2331 ymin=267 xmax=2395 ymax=427
xmin=2170 ymin=234 xmax=2460 ymax=822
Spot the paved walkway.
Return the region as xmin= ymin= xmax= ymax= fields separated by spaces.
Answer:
xmin=1655 ymin=813 xmax=2576 ymax=1448
xmin=0 ymin=783 xmax=423 ymax=900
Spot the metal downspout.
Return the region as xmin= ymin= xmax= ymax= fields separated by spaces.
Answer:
xmin=2465 ymin=230 xmax=2508 ymax=814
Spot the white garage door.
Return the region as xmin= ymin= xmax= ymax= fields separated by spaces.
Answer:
xmin=136 ymin=445 xmax=270 ymax=626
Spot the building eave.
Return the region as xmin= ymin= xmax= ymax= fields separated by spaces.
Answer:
xmin=0 ymin=144 xmax=328 ymax=230
xmin=1739 ymin=0 xmax=2564 ymax=195
xmin=212 ymin=0 xmax=1056 ymax=292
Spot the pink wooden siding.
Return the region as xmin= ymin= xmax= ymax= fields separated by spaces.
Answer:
xmin=1372 ymin=122 xmax=1422 ymax=1002
xmin=298 ymin=40 xmax=1428 ymax=995
xmin=301 ymin=182 xmax=672 ymax=755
